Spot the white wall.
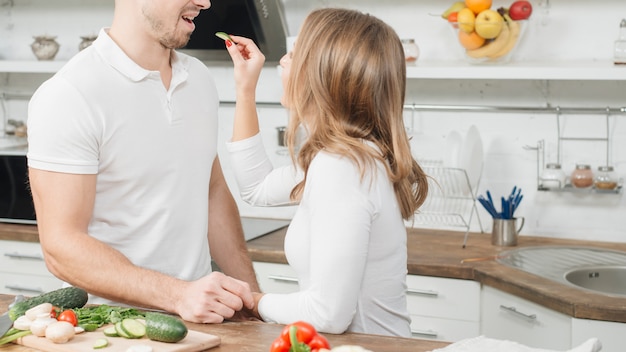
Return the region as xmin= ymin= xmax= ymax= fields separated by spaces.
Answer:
xmin=1 ymin=0 xmax=625 ymax=242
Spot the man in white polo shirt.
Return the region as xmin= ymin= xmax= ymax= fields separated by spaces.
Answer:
xmin=26 ymin=0 xmax=259 ymax=324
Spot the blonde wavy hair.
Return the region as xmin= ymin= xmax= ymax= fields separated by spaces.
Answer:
xmin=285 ymin=8 xmax=428 ymax=219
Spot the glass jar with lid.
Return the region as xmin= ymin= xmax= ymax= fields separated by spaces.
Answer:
xmin=401 ymin=39 xmax=420 ymax=65
xmin=571 ymin=164 xmax=594 ymax=188
xmin=594 ymin=166 xmax=618 ymax=190
xmin=540 ymin=163 xmax=566 ymax=189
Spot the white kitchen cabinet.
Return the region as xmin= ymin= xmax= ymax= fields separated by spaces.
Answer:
xmin=406 ymin=275 xmax=480 ymax=342
xmin=0 ymin=240 xmax=62 ymax=295
xmin=572 ymin=318 xmax=626 ymax=352
xmin=252 ymin=261 xmax=299 ymax=294
xmin=481 ymin=285 xmax=571 ymax=350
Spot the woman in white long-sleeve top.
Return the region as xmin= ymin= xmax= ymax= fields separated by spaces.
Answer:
xmin=222 ymin=7 xmax=429 ymax=337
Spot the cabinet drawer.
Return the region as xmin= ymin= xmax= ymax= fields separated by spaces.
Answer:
xmin=410 ymin=315 xmax=480 ymax=342
xmin=481 ymin=285 xmax=570 ymax=350
xmin=572 ymin=318 xmax=625 ymax=352
xmin=406 ymin=275 xmax=480 ymax=321
xmin=0 ymin=272 xmax=63 ymax=295
xmin=0 ymin=240 xmax=50 ymax=276
xmin=253 ymin=262 xmax=299 ymax=294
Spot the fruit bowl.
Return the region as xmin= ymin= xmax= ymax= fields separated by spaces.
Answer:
xmin=449 ymin=18 xmax=527 ymax=64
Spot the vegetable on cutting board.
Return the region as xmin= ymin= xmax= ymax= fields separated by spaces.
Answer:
xmin=44 ymin=321 xmax=76 ymax=344
xmin=93 ymin=337 xmax=108 ymax=349
xmin=9 ymin=286 xmax=88 ymax=321
xmin=144 ymin=312 xmax=188 ymax=343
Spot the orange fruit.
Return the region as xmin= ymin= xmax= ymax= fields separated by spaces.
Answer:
xmin=465 ymin=0 xmax=492 ymax=14
xmin=458 ymin=30 xmax=486 ymax=50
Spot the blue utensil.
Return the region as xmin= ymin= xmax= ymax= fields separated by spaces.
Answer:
xmin=478 ymin=195 xmax=500 ymax=218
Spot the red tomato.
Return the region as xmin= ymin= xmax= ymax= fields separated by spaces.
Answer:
xmin=57 ymin=310 xmax=78 ymax=326
xmin=280 ymin=321 xmax=317 ymax=344
xmin=308 ymin=334 xmax=331 ymax=351
xmin=50 ymin=306 xmax=60 ymax=318
xmin=269 ymin=337 xmax=290 ymax=352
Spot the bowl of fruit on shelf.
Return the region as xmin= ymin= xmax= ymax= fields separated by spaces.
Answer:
xmin=442 ymin=0 xmax=532 ymax=64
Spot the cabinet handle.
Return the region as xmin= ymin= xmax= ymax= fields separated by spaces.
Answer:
xmin=5 ymin=284 xmax=45 ymax=294
xmin=406 ymin=288 xmax=439 ymax=297
xmin=4 ymin=252 xmax=44 ymax=261
xmin=411 ymin=329 xmax=439 ymax=338
xmin=267 ymin=275 xmax=299 ymax=284
xmin=499 ymin=304 xmax=537 ymax=322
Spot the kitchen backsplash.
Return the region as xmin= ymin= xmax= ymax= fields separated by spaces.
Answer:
xmin=1 ymin=0 xmax=625 ymax=242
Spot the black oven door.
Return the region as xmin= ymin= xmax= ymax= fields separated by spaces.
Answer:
xmin=0 ymin=154 xmax=36 ymax=224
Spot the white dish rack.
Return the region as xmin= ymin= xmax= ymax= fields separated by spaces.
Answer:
xmin=408 ymin=162 xmax=484 ymax=240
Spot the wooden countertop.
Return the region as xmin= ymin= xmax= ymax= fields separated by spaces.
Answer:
xmin=3 ymin=222 xmax=626 ymax=323
xmin=0 ymin=295 xmax=448 ymax=352
xmin=247 ymin=226 xmax=626 ymax=323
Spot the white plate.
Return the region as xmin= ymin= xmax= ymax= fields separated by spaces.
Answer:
xmin=443 ymin=130 xmax=463 ymax=168
xmin=459 ymin=125 xmax=483 ymax=195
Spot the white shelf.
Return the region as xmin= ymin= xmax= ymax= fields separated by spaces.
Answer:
xmin=0 ymin=60 xmax=66 ymax=73
xmin=407 ymin=61 xmax=626 ymax=81
xmin=1 ymin=60 xmax=626 ymax=81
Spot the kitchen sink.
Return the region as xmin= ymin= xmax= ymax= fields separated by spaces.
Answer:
xmin=565 ymin=266 xmax=626 ymax=297
xmin=496 ymin=246 xmax=626 ymax=297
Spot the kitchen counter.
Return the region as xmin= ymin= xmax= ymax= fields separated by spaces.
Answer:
xmin=0 ymin=295 xmax=448 ymax=352
xmin=248 ymin=226 xmax=626 ymax=324
xmin=3 ymin=222 xmax=626 ymax=323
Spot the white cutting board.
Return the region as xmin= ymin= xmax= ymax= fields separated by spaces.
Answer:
xmin=16 ymin=325 xmax=220 ymax=352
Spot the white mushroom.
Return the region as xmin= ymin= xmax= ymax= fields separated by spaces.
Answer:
xmin=45 ymin=321 xmax=76 ymax=344
xmin=13 ymin=315 xmax=33 ymax=331
xmin=25 ymin=303 xmax=52 ymax=321
xmin=30 ymin=313 xmax=56 ymax=337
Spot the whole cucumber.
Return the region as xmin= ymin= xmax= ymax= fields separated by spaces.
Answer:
xmin=9 ymin=286 xmax=88 ymax=321
xmin=145 ymin=312 xmax=188 ymax=343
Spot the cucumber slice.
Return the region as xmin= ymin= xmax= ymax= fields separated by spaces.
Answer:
xmin=103 ymin=326 xmax=118 ymax=337
xmin=120 ymin=319 xmax=146 ymax=339
xmin=93 ymin=338 xmax=108 ymax=349
xmin=215 ymin=32 xmax=233 ymax=42
xmin=115 ymin=322 xmax=131 ymax=338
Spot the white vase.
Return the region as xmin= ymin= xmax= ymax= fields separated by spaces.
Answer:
xmin=31 ymin=36 xmax=60 ymax=60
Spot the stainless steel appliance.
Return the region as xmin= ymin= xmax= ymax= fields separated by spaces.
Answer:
xmin=179 ymin=0 xmax=288 ymax=62
xmin=0 ymin=146 xmax=35 ymax=224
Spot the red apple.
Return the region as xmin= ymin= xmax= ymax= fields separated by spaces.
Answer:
xmin=509 ymin=0 xmax=532 ymax=20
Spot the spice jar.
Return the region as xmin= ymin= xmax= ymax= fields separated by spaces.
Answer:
xmin=401 ymin=39 xmax=420 ymax=64
xmin=540 ymin=163 xmax=566 ymax=189
xmin=571 ymin=164 xmax=594 ymax=188
xmin=594 ymin=166 xmax=618 ymax=190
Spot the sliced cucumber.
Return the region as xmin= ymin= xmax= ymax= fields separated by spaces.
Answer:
xmin=103 ymin=326 xmax=118 ymax=337
xmin=120 ymin=319 xmax=146 ymax=339
xmin=93 ymin=338 xmax=108 ymax=349
xmin=215 ymin=31 xmax=233 ymax=42
xmin=114 ymin=322 xmax=131 ymax=339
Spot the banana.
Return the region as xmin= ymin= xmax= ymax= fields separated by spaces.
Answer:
xmin=487 ymin=15 xmax=521 ymax=59
xmin=441 ymin=1 xmax=466 ymax=19
xmin=465 ymin=21 xmax=510 ymax=59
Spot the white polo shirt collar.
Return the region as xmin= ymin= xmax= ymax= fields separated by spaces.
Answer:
xmin=92 ymin=28 xmax=189 ymax=83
